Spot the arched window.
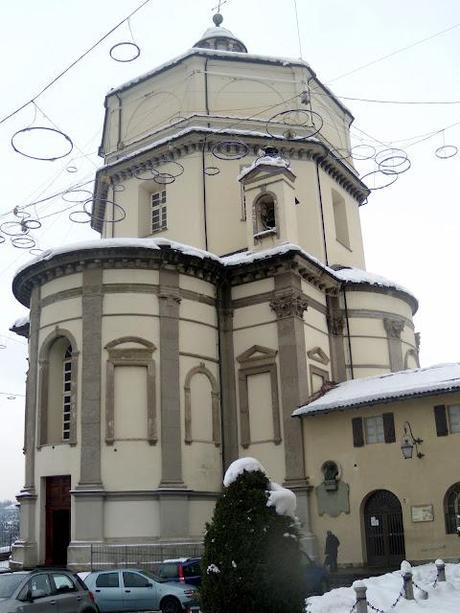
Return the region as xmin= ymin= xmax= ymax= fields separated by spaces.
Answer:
xmin=253 ymin=193 xmax=277 ymax=238
xmin=38 ymin=331 xmax=78 ymax=446
xmin=444 ymin=482 xmax=460 ymax=534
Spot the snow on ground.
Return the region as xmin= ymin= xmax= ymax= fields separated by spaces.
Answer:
xmin=306 ymin=563 xmax=460 ymax=613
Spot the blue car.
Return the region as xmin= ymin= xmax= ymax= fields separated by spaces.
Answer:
xmin=84 ymin=568 xmax=199 ymax=613
xmin=302 ymin=552 xmax=329 ymax=595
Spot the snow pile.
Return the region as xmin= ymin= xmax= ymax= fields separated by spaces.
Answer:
xmin=294 ymin=362 xmax=460 ymax=416
xmin=223 ymin=457 xmax=266 ymax=486
xmin=306 ymin=562 xmax=460 ymax=613
xmin=207 ymin=563 xmax=221 ymax=574
xmin=238 ymin=155 xmax=291 ymax=181
xmin=11 ymin=315 xmax=29 ymax=329
xmin=266 ymin=482 xmax=297 ymax=518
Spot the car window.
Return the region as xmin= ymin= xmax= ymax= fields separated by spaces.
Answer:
xmin=158 ymin=563 xmax=178 ymax=579
xmin=183 ymin=562 xmax=201 ymax=577
xmin=29 ymin=574 xmax=52 ymax=599
xmin=96 ymin=572 xmax=120 ymax=588
xmin=123 ymin=572 xmax=151 ymax=588
xmin=52 ymin=574 xmax=77 ymax=593
xmin=0 ymin=574 xmax=25 ymax=598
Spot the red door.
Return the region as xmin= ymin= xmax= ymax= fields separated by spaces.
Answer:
xmin=45 ymin=476 xmax=71 ymax=566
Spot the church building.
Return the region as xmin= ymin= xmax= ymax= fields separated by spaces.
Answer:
xmin=11 ymin=15 xmax=455 ymax=571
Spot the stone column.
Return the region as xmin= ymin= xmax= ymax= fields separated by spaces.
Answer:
xmin=11 ymin=286 xmax=41 ymax=569
xmin=270 ymin=272 xmax=317 ymax=558
xmin=217 ymin=281 xmax=239 ymax=470
xmin=71 ymin=267 xmax=105 ymax=565
xmin=384 ymin=318 xmax=404 ymax=372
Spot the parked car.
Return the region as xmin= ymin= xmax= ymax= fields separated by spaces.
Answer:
xmin=0 ymin=568 xmax=98 ymax=612
xmin=155 ymin=557 xmax=202 ymax=587
xmin=84 ymin=568 xmax=199 ymax=613
xmin=302 ymin=552 xmax=329 ymax=595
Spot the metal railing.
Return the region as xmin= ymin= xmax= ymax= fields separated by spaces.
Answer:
xmin=89 ymin=542 xmax=204 ymax=572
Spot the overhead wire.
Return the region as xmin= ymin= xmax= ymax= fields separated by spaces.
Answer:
xmin=0 ymin=0 xmax=153 ymax=127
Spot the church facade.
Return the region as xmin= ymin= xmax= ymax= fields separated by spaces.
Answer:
xmin=11 ymin=18 xmax=424 ymax=570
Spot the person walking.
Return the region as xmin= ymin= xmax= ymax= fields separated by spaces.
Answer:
xmin=324 ymin=530 xmax=340 ymax=572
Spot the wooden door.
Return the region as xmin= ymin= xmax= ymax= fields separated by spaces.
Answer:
xmin=45 ymin=476 xmax=71 ymax=566
xmin=364 ymin=489 xmax=405 ymax=567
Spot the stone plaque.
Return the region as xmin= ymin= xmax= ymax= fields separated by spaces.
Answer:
xmin=411 ymin=504 xmax=434 ymax=522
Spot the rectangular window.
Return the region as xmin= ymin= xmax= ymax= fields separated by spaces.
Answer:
xmin=448 ymin=405 xmax=460 ymax=433
xmin=365 ymin=415 xmax=385 ymax=444
xmin=62 ymin=357 xmax=72 ymax=440
xmin=151 ymin=190 xmax=167 ymax=233
xmin=332 ymin=189 xmax=350 ymax=248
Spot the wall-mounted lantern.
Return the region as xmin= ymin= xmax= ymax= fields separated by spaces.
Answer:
xmin=400 ymin=421 xmax=424 ymax=459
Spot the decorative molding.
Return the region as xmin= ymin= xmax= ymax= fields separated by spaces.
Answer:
xmin=105 ymin=337 xmax=157 ymax=445
xmin=270 ymin=288 xmax=309 ymax=319
xmin=327 ymin=313 xmax=344 ymax=335
xmin=415 ymin=331 xmax=421 ymax=352
xmin=307 ymin=346 xmax=330 ymax=365
xmin=184 ymin=363 xmax=220 ymax=447
xmin=236 ymin=344 xmax=278 ymax=366
xmin=383 ymin=318 xmax=405 ymax=339
xmin=404 ymin=348 xmax=420 ymax=369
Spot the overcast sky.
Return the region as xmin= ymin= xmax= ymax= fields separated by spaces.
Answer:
xmin=0 ymin=0 xmax=459 ymax=500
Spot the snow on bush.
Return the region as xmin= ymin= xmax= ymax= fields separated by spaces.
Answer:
xmin=223 ymin=457 xmax=266 ymax=486
xmin=267 ymin=481 xmax=297 ymax=518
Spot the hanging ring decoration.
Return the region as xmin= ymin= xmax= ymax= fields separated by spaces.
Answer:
xmin=83 ymin=198 xmax=127 ymax=224
xmin=29 ymin=248 xmax=45 ymax=256
xmin=211 ymin=140 xmax=249 ymax=160
xmin=62 ymin=188 xmax=93 ymax=203
xmin=379 ymin=157 xmax=411 ymax=175
xmin=204 ymin=166 xmax=221 ymax=176
xmin=11 ymin=236 xmax=36 ymax=249
xmin=0 ymin=234 xmax=5 ymax=245
xmin=375 ymin=148 xmax=408 ymax=168
xmin=0 ymin=221 xmax=29 ymax=236
xmin=21 ymin=218 xmax=42 ymax=230
xmin=69 ymin=210 xmax=92 ymax=224
xmin=351 ymin=144 xmax=376 ymax=161
xmin=112 ymin=183 xmax=126 ymax=192
xmin=154 ymin=173 xmax=175 ymax=185
xmin=13 ymin=206 xmax=31 ymax=220
xmin=11 ymin=126 xmax=73 ymax=161
xmin=66 ymin=165 xmax=78 ymax=173
xmin=109 ymin=41 xmax=141 ymax=63
xmin=153 ymin=160 xmax=184 ymax=178
xmin=133 ymin=166 xmax=158 ymax=180
xmin=435 ymin=145 xmax=458 ymax=159
xmin=266 ymin=109 xmax=324 ymax=140
xmin=361 ymin=169 xmax=398 ymax=191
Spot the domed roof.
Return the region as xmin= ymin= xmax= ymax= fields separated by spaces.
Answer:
xmin=193 ymin=13 xmax=247 ymax=53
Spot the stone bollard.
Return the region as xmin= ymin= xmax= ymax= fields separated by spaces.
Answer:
xmin=435 ymin=558 xmax=446 ymax=582
xmin=353 ymin=581 xmax=368 ymax=613
xmin=400 ymin=560 xmax=414 ymax=600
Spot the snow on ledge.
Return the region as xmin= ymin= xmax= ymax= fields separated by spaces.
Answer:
xmin=238 ymin=155 xmax=291 ymax=181
xmin=293 ymin=363 xmax=460 ymax=417
xmin=11 ymin=315 xmax=30 ymax=329
xmin=334 ymin=267 xmax=412 ymax=295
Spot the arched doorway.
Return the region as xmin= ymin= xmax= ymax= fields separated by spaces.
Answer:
xmin=45 ymin=476 xmax=71 ymax=566
xmin=363 ymin=490 xmax=405 ymax=567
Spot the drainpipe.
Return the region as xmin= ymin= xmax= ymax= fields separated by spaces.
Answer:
xmin=315 ymin=160 xmax=329 ymax=266
xmin=201 ymin=57 xmax=210 ymax=251
xmin=115 ymin=93 xmax=123 ymax=151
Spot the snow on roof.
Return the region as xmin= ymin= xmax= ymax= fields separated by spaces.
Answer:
xmin=15 ymin=239 xmax=415 ymax=306
xmin=293 ymin=363 xmax=460 ymax=417
xmin=107 ymin=48 xmax=313 ymax=97
xmin=238 ymin=155 xmax=291 ymax=181
xmin=334 ymin=267 xmax=412 ymax=295
xmin=198 ymin=26 xmax=242 ymax=43
xmin=223 ymin=457 xmax=266 ymax=486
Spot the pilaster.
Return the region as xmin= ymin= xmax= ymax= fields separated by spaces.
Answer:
xmin=384 ymin=318 xmax=404 ymax=372
xmin=326 ymin=295 xmax=346 ymax=382
xmin=159 ymin=268 xmax=184 ymax=487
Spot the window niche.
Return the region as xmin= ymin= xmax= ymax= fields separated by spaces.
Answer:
xmin=332 ymin=189 xmax=350 ymax=249
xmin=252 ymin=192 xmax=278 ymax=240
xmin=444 ymin=482 xmax=460 ymax=534
xmin=184 ymin=363 xmax=221 ymax=446
xmin=38 ymin=328 xmax=79 ymax=447
xmin=236 ymin=345 xmax=281 ymax=448
xmin=104 ymin=337 xmax=157 ymax=445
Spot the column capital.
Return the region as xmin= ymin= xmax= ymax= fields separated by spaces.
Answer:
xmin=384 ymin=317 xmax=404 ymax=338
xmin=270 ymin=288 xmax=308 ymax=319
